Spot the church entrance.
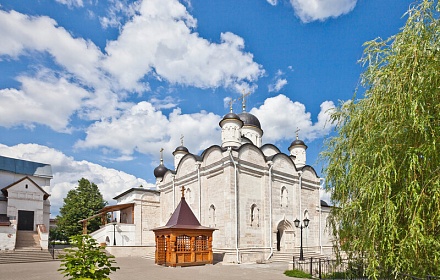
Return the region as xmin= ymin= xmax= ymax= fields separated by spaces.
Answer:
xmin=276 ymin=219 xmax=294 ymax=252
xmin=17 ymin=210 xmax=34 ymax=231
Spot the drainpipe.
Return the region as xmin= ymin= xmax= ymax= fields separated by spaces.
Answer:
xmin=172 ymin=175 xmax=176 ymax=209
xmin=228 ymin=147 xmax=240 ymax=264
xmin=140 ymin=192 xmax=149 ymax=246
xmin=197 ymin=162 xmax=202 ymax=221
xmin=319 ymin=178 xmax=324 ymax=254
xmin=298 ymin=171 xmax=302 ymax=218
xmin=266 ymin=161 xmax=274 ymax=261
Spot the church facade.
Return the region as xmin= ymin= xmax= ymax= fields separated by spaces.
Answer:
xmin=150 ymin=108 xmax=333 ymax=262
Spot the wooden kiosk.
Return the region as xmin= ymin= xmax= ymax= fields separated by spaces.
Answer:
xmin=152 ymin=187 xmax=216 ymax=267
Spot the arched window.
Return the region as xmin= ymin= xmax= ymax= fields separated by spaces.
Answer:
xmin=251 ymin=204 xmax=260 ymax=227
xmin=209 ymin=205 xmax=216 ymax=227
xmin=281 ymin=186 xmax=288 ymax=207
xmin=185 ymin=188 xmax=192 ymax=203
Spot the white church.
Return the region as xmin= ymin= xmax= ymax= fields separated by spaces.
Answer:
xmin=92 ymin=98 xmax=333 ymax=263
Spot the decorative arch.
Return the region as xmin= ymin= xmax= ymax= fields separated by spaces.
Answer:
xmin=276 ymin=219 xmax=295 ymax=251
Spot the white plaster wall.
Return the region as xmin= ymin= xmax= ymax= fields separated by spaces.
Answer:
xmin=0 ymin=225 xmax=16 ymax=251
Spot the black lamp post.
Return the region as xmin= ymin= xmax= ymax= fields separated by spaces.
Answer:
xmin=294 ymin=217 xmax=310 ymax=261
xmin=112 ymin=222 xmax=117 ymax=246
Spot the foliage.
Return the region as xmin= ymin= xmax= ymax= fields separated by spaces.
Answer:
xmin=56 ymin=178 xmax=107 ymax=240
xmin=58 ymin=235 xmax=119 ymax=280
xmin=284 ymin=269 xmax=312 ymax=278
xmin=322 ymin=0 xmax=440 ymax=278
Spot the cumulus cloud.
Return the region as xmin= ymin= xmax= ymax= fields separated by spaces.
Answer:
xmin=0 ymin=143 xmax=153 ymax=216
xmin=266 ymin=0 xmax=278 ymax=6
xmin=0 ymin=2 xmax=263 ymax=131
xmin=0 ymin=70 xmax=89 ymax=131
xmin=290 ymin=0 xmax=357 ymax=23
xmin=103 ymin=0 xmax=264 ymax=91
xmin=75 ymin=102 xmax=221 ymax=163
xmin=251 ymin=94 xmax=335 ymax=143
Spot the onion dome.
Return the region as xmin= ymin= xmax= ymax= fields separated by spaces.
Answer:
xmin=154 ymin=163 xmax=168 ymax=178
xmin=237 ymin=112 xmax=261 ymax=129
xmin=289 ymin=138 xmax=308 ymax=150
xmin=219 ymin=112 xmax=243 ymax=127
xmin=172 ymin=145 xmax=189 ymax=155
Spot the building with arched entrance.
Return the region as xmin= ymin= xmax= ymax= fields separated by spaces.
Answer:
xmin=92 ymin=98 xmax=333 ymax=263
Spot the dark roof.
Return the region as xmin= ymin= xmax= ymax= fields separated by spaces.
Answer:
xmin=289 ymin=139 xmax=308 ymax=150
xmin=154 ymin=164 xmax=168 ymax=178
xmin=113 ymin=187 xmax=159 ymax=200
xmin=237 ymin=112 xmax=261 ymax=129
xmin=2 ymin=176 xmax=50 ymax=200
xmin=172 ymin=145 xmax=189 ymax=155
xmin=320 ymin=200 xmax=330 ymax=207
xmin=219 ymin=112 xmax=243 ymax=127
xmin=0 ymin=155 xmax=52 ymax=178
xmin=152 ymin=197 xmax=214 ymax=231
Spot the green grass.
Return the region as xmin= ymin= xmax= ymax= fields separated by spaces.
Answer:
xmin=284 ymin=269 xmax=313 ymax=278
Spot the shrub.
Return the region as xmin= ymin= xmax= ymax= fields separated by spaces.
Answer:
xmin=58 ymin=235 xmax=119 ymax=280
xmin=284 ymin=269 xmax=313 ymax=278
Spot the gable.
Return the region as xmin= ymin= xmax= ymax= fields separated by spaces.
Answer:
xmin=2 ymin=176 xmax=50 ymax=200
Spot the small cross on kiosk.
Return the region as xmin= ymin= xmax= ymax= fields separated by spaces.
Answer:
xmin=181 ymin=186 xmax=186 ymax=198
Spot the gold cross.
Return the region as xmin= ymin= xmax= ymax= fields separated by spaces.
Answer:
xmin=181 ymin=186 xmax=186 ymax=198
xmin=180 ymin=134 xmax=184 ymax=146
xmin=160 ymin=148 xmax=164 ymax=164
xmin=228 ymin=98 xmax=237 ymax=113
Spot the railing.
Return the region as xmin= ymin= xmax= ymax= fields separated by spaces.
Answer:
xmin=291 ymin=257 xmax=439 ymax=280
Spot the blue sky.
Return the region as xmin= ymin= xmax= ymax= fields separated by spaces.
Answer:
xmin=0 ymin=0 xmax=412 ymax=216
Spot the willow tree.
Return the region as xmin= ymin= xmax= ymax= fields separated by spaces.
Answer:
xmin=322 ymin=1 xmax=440 ymax=278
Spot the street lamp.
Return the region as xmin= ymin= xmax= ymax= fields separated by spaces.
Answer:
xmin=111 ymin=222 xmax=117 ymax=246
xmin=294 ymin=217 xmax=310 ymax=261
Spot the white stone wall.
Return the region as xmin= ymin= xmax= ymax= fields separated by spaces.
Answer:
xmin=0 ymin=225 xmax=16 ymax=251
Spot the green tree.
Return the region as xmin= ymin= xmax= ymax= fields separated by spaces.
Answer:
xmin=56 ymin=178 xmax=107 ymax=240
xmin=322 ymin=0 xmax=440 ymax=278
xmin=58 ymin=235 xmax=119 ymax=280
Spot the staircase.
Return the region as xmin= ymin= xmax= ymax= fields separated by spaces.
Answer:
xmin=0 ymin=230 xmax=58 ymax=264
xmin=0 ymin=249 xmax=56 ymax=264
xmin=271 ymin=251 xmax=331 ymax=263
xmin=15 ymin=231 xmax=40 ymax=249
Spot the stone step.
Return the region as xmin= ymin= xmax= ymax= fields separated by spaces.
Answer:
xmin=271 ymin=252 xmax=329 ymax=263
xmin=142 ymin=252 xmax=155 ymax=261
xmin=15 ymin=231 xmax=40 ymax=249
xmin=0 ymin=249 xmax=58 ymax=264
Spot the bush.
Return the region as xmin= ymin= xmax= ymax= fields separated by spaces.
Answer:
xmin=58 ymin=235 xmax=119 ymax=280
xmin=284 ymin=269 xmax=313 ymax=278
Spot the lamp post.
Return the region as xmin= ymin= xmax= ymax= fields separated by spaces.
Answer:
xmin=294 ymin=218 xmax=310 ymax=261
xmin=111 ymin=222 xmax=117 ymax=246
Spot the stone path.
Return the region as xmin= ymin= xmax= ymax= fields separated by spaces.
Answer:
xmin=0 ymin=257 xmax=302 ymax=280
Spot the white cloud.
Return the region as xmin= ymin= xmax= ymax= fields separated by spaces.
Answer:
xmin=290 ymin=0 xmax=357 ymax=23
xmin=251 ymin=94 xmax=335 ymax=143
xmin=55 ymin=0 xmax=84 ymax=8
xmin=0 ymin=70 xmax=89 ymax=131
xmin=75 ymin=102 xmax=221 ymax=163
xmin=0 ymin=143 xmax=153 ymax=216
xmin=268 ymin=78 xmax=288 ymax=92
xmin=99 ymin=0 xmax=140 ymax=29
xmin=103 ymin=0 xmax=264 ymax=91
xmin=266 ymin=0 xmax=278 ymax=6
xmin=0 ymin=3 xmax=264 ymax=132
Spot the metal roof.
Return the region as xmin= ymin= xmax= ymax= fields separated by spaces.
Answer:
xmin=0 ymin=155 xmax=52 ymax=179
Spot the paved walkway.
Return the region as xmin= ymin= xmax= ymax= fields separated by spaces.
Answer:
xmin=0 ymin=257 xmax=301 ymax=280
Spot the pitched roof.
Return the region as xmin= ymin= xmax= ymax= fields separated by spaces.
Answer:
xmin=152 ymin=197 xmax=214 ymax=231
xmin=0 ymin=155 xmax=52 ymax=178
xmin=1 ymin=176 xmax=50 ymax=200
